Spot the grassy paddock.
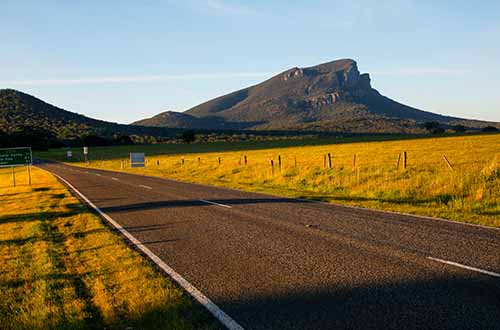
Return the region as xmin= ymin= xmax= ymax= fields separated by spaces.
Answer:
xmin=39 ymin=133 xmax=500 ymax=228
xmin=0 ymin=167 xmax=218 ymax=330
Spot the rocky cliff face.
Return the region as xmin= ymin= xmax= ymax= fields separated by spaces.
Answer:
xmin=135 ymin=59 xmax=500 ymax=133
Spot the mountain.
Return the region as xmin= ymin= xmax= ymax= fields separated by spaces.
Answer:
xmin=0 ymin=89 xmax=174 ymax=147
xmin=135 ymin=59 xmax=499 ymax=133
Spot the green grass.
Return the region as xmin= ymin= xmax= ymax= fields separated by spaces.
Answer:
xmin=37 ymin=133 xmax=500 ymax=228
xmin=0 ymin=167 xmax=219 ymax=330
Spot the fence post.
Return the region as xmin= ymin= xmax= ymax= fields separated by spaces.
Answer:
xmin=218 ymin=157 xmax=221 ymax=165
xmin=278 ymin=155 xmax=282 ymax=172
xmin=270 ymin=159 xmax=274 ymax=176
xmin=27 ymin=165 xmax=31 ymax=185
xmin=181 ymin=158 xmax=185 ymax=165
xmin=198 ymin=157 xmax=201 ymax=165
xmin=294 ymin=156 xmax=297 ymax=167
xmin=244 ymin=155 xmax=247 ymax=165
xmin=328 ymin=153 xmax=332 ymax=169
xmin=403 ymin=151 xmax=407 ymax=169
xmin=353 ymin=154 xmax=356 ymax=170
xmin=442 ymin=155 xmax=454 ymax=171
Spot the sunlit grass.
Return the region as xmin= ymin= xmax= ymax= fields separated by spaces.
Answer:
xmin=0 ymin=167 xmax=218 ymax=330
xmin=42 ymin=133 xmax=500 ymax=228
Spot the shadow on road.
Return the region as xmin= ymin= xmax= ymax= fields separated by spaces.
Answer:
xmin=216 ymin=275 xmax=500 ymax=330
xmin=99 ymin=198 xmax=304 ymax=213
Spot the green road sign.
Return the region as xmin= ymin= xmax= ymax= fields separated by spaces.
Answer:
xmin=0 ymin=147 xmax=33 ymax=167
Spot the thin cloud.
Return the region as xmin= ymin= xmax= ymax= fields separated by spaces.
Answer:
xmin=373 ymin=68 xmax=471 ymax=76
xmin=0 ymin=72 xmax=272 ymax=87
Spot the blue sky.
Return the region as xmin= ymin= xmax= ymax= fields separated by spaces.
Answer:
xmin=1 ymin=0 xmax=500 ymax=123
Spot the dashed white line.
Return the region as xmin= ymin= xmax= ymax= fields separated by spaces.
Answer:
xmin=199 ymin=199 xmax=232 ymax=209
xmin=139 ymin=184 xmax=153 ymax=190
xmin=50 ymin=172 xmax=244 ymax=330
xmin=428 ymin=257 xmax=500 ymax=278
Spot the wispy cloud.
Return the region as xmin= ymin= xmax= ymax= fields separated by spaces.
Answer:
xmin=201 ymin=0 xmax=255 ymax=15
xmin=373 ymin=68 xmax=471 ymax=76
xmin=0 ymin=72 xmax=272 ymax=87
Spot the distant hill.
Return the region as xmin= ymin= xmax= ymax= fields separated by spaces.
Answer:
xmin=0 ymin=89 xmax=174 ymax=148
xmin=135 ymin=59 xmax=499 ymax=133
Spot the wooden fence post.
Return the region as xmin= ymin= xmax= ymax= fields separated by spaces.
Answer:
xmin=278 ymin=155 xmax=282 ymax=172
xmin=157 ymin=160 xmax=160 ymax=166
xmin=328 ymin=153 xmax=332 ymax=169
xmin=353 ymin=154 xmax=356 ymax=170
xmin=403 ymin=151 xmax=407 ymax=170
xmin=442 ymin=155 xmax=454 ymax=171
xmin=181 ymin=158 xmax=185 ymax=165
xmin=198 ymin=157 xmax=201 ymax=165
xmin=270 ymin=159 xmax=274 ymax=176
xmin=218 ymin=157 xmax=221 ymax=165
xmin=244 ymin=155 xmax=247 ymax=165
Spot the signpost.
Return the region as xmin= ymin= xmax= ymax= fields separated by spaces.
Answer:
xmin=0 ymin=147 xmax=33 ymax=186
xmin=130 ymin=152 xmax=145 ymax=168
xmin=83 ymin=147 xmax=89 ymax=163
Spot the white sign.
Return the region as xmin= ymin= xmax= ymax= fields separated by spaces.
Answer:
xmin=67 ymin=150 xmax=72 ymax=158
xmin=130 ymin=152 xmax=145 ymax=168
xmin=83 ymin=147 xmax=89 ymax=155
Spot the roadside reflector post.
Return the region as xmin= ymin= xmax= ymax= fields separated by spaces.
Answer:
xmin=12 ymin=166 xmax=16 ymax=187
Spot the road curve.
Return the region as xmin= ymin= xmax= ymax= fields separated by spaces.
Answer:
xmin=39 ymin=162 xmax=500 ymax=330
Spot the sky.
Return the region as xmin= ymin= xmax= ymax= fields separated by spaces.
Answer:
xmin=1 ymin=0 xmax=500 ymax=123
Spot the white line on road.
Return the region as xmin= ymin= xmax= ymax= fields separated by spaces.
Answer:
xmin=111 ymin=177 xmax=119 ymax=181
xmin=139 ymin=184 xmax=152 ymax=190
xmin=51 ymin=172 xmax=245 ymax=330
xmin=428 ymin=257 xmax=500 ymax=278
xmin=199 ymin=199 xmax=232 ymax=209
xmin=96 ymin=173 xmax=102 ymax=177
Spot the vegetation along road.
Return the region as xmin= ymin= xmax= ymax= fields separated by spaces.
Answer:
xmin=37 ymin=159 xmax=500 ymax=330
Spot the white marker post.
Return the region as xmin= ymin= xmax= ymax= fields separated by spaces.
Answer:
xmin=83 ymin=147 xmax=89 ymax=163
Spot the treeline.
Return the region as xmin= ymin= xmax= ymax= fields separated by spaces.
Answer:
xmin=0 ymin=127 xmax=141 ymax=150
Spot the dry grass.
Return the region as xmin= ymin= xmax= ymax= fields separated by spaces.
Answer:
xmin=0 ymin=167 xmax=218 ymax=330
xmin=60 ymin=134 xmax=500 ymax=228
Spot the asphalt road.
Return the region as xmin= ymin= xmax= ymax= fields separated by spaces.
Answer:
xmin=39 ymin=162 xmax=500 ymax=330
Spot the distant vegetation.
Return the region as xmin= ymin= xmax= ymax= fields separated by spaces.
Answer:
xmin=44 ymin=134 xmax=500 ymax=228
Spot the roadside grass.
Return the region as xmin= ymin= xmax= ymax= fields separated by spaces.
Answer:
xmin=0 ymin=167 xmax=219 ymax=330
xmin=39 ymin=133 xmax=500 ymax=228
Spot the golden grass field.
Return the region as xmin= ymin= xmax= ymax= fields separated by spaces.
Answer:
xmin=0 ymin=167 xmax=218 ymax=330
xmin=63 ymin=134 xmax=500 ymax=228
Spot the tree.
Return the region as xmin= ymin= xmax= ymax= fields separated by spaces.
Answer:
xmin=181 ymin=130 xmax=196 ymax=143
xmin=451 ymin=125 xmax=466 ymax=133
xmin=423 ymin=121 xmax=444 ymax=134
xmin=482 ymin=126 xmax=499 ymax=133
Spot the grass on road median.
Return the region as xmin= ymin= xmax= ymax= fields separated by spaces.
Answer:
xmin=0 ymin=167 xmax=219 ymax=330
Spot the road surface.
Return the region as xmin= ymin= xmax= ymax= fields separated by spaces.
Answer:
xmin=39 ymin=161 xmax=500 ymax=330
